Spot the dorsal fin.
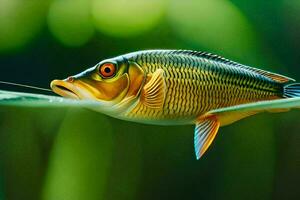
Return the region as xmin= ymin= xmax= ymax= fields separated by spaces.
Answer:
xmin=172 ymin=50 xmax=295 ymax=83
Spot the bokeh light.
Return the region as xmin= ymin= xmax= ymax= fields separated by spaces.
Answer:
xmin=0 ymin=0 xmax=49 ymax=53
xmin=48 ymin=0 xmax=94 ymax=47
xmin=92 ymin=0 xmax=167 ymax=37
xmin=1 ymin=0 xmax=300 ymax=199
xmin=168 ymin=0 xmax=257 ymax=59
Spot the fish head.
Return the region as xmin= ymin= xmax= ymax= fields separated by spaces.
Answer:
xmin=50 ymin=56 xmax=145 ymax=112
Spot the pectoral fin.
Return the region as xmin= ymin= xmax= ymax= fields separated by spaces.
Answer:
xmin=194 ymin=115 xmax=220 ymax=159
xmin=141 ymin=69 xmax=165 ymax=109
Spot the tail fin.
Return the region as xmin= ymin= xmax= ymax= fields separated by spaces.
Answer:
xmin=283 ymin=83 xmax=300 ymax=98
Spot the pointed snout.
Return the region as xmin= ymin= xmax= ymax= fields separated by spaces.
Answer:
xmin=50 ymin=79 xmax=79 ymax=99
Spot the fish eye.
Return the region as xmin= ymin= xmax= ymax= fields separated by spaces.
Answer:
xmin=98 ymin=63 xmax=116 ymax=78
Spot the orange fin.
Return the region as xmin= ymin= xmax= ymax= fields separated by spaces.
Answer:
xmin=194 ymin=115 xmax=220 ymax=159
xmin=141 ymin=69 xmax=165 ymax=109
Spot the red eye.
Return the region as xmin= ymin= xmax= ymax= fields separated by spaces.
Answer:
xmin=99 ymin=63 xmax=116 ymax=78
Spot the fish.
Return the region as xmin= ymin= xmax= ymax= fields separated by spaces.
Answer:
xmin=50 ymin=50 xmax=300 ymax=159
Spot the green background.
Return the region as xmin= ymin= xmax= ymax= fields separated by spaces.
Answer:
xmin=0 ymin=0 xmax=299 ymax=199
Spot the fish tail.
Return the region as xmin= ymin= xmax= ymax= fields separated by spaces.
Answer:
xmin=283 ymin=83 xmax=300 ymax=98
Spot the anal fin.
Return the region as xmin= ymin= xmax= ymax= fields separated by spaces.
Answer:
xmin=193 ymin=97 xmax=300 ymax=160
xmin=194 ymin=115 xmax=220 ymax=159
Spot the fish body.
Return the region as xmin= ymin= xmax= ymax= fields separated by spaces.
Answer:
xmin=50 ymin=50 xmax=300 ymax=159
xmin=121 ymin=50 xmax=286 ymax=124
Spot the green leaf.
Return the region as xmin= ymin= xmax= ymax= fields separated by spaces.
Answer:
xmin=210 ymin=97 xmax=300 ymax=116
xmin=0 ymin=90 xmax=100 ymax=108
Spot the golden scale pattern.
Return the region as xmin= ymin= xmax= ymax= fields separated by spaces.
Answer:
xmin=126 ymin=51 xmax=281 ymax=120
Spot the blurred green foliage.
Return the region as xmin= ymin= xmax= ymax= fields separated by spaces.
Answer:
xmin=0 ymin=0 xmax=299 ymax=200
xmin=48 ymin=0 xmax=94 ymax=46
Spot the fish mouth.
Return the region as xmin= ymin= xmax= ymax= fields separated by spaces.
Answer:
xmin=50 ymin=80 xmax=79 ymax=99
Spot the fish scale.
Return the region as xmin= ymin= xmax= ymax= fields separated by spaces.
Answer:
xmin=50 ymin=49 xmax=300 ymax=159
xmin=125 ymin=50 xmax=282 ymax=120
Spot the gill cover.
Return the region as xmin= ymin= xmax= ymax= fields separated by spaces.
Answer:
xmin=111 ymin=61 xmax=146 ymax=112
